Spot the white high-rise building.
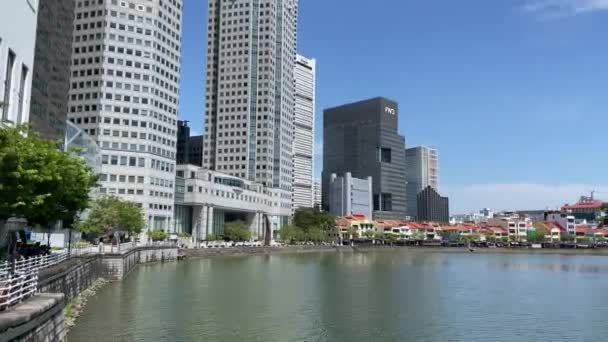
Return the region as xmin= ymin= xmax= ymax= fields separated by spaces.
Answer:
xmin=67 ymin=0 xmax=183 ymax=231
xmin=293 ymin=54 xmax=315 ymax=210
xmin=405 ymin=146 xmax=439 ymax=219
xmin=0 ymin=0 xmax=39 ymax=128
xmin=203 ymin=0 xmax=299 ymax=225
xmin=313 ymin=180 xmax=322 ymax=211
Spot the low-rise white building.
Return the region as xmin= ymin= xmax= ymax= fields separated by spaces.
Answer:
xmin=546 ymin=213 xmax=576 ymax=235
xmin=174 ymin=165 xmax=292 ymax=244
xmin=0 ymin=0 xmax=38 ymax=127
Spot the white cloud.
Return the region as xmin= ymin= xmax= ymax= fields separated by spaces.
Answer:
xmin=523 ymin=0 xmax=608 ymax=18
xmin=443 ymin=183 xmax=606 ymax=214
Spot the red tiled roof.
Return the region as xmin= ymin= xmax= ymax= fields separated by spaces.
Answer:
xmin=441 ymin=224 xmax=481 ymax=232
xmin=562 ymin=201 xmax=603 ymax=210
xmin=376 ymin=220 xmax=402 ymax=228
xmin=546 ymin=221 xmax=566 ymax=232
xmin=485 ymin=227 xmax=507 ymax=234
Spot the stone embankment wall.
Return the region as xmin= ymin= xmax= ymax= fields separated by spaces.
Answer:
xmin=38 ymin=255 xmax=102 ymax=302
xmin=101 ymin=247 xmax=178 ymax=281
xmin=0 ymin=294 xmax=66 ymax=342
xmin=180 ymin=245 xmax=337 ymax=258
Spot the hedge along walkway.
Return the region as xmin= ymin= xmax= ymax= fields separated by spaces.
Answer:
xmin=64 ymin=278 xmax=109 ymax=334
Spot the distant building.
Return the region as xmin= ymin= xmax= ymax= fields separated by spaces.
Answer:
xmin=329 ymin=173 xmax=373 ymax=219
xmin=177 ymin=121 xmax=203 ymax=166
xmin=480 ymin=208 xmax=494 ymax=219
xmin=173 ymin=165 xmax=291 ymax=242
xmin=405 ymin=146 xmax=438 ymax=219
xmin=487 ymin=216 xmax=532 ymax=241
xmin=417 ymin=186 xmax=449 ymax=223
xmin=313 ymin=180 xmax=322 ymax=211
xmin=562 ymin=199 xmax=604 ymax=221
xmin=293 ymin=54 xmax=316 ymax=210
xmin=515 ymin=210 xmax=547 ymax=223
xmin=322 ymin=97 xmax=407 ymax=219
xmin=29 ymin=0 xmax=74 ymax=140
xmin=546 ymin=212 xmax=576 ymax=235
xmin=0 ymin=0 xmax=39 ymax=128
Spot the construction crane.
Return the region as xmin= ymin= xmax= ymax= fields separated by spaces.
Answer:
xmin=590 ymin=190 xmax=608 ymax=201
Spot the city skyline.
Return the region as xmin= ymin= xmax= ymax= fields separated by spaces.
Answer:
xmin=179 ymin=0 xmax=608 ymax=213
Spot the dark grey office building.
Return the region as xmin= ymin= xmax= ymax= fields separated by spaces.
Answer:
xmin=322 ymin=97 xmax=407 ymax=219
xmin=29 ymin=0 xmax=74 ymax=140
xmin=417 ymin=186 xmax=449 ymax=223
xmin=177 ymin=121 xmax=203 ymax=166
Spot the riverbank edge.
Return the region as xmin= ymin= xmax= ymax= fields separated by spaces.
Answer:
xmin=179 ymin=245 xmax=608 ymax=258
xmin=64 ymin=278 xmax=109 ymax=334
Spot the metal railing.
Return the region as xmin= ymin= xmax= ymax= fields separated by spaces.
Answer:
xmin=0 ymin=271 xmax=38 ymax=311
xmin=0 ymin=252 xmax=70 ymax=277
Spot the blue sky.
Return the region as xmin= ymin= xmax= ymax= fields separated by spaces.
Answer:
xmin=179 ymin=0 xmax=608 ymax=213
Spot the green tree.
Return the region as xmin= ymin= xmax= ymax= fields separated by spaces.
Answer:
xmin=76 ymin=196 xmax=144 ymax=237
xmin=149 ymin=229 xmax=167 ymax=242
xmin=413 ymin=230 xmax=426 ymax=241
xmin=205 ymin=234 xmax=220 ymax=241
xmin=561 ymin=233 xmax=575 ymax=242
xmin=385 ymin=234 xmax=398 ymax=246
xmin=278 ymin=224 xmax=298 ymax=244
xmin=347 ymin=227 xmax=358 ymax=240
xmin=485 ymin=233 xmax=497 ymax=242
xmin=441 ymin=230 xmax=460 ymax=242
xmin=293 ymin=208 xmax=336 ymax=232
xmin=223 ymin=221 xmax=251 ymax=242
xmin=363 ymin=229 xmax=375 ymax=239
xmin=307 ymin=227 xmax=326 ymax=243
xmin=526 ymin=230 xmax=546 ymax=243
xmin=0 ymin=126 xmax=97 ymax=227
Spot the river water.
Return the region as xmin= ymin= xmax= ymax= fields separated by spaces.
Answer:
xmin=69 ymin=250 xmax=608 ymax=341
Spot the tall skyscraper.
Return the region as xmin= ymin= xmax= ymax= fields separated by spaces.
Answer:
xmin=176 ymin=120 xmax=203 ymax=166
xmin=322 ymin=97 xmax=407 ymax=220
xmin=30 ymin=0 xmax=74 ymax=140
xmin=313 ymin=180 xmax=322 ymax=211
xmin=67 ymin=0 xmax=183 ymax=231
xmin=417 ymin=185 xmax=449 ymax=223
xmin=405 ymin=146 xmax=438 ymax=219
xmin=0 ymin=0 xmax=39 ymax=129
xmin=202 ymin=0 xmax=298 ymax=193
xmin=293 ymin=54 xmax=315 ymax=210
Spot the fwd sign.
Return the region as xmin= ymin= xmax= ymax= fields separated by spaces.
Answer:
xmin=384 ymin=107 xmax=396 ymax=115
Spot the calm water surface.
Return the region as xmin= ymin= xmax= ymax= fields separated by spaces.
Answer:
xmin=69 ymin=251 xmax=608 ymax=341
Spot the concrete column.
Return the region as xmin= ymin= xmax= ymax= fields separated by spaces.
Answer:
xmin=207 ymin=206 xmax=214 ymax=236
xmin=199 ymin=205 xmax=208 ymax=241
xmin=191 ymin=206 xmax=202 ymax=244
xmin=257 ymin=213 xmax=262 ymax=240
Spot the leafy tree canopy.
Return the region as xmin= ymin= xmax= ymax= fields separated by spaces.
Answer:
xmin=223 ymin=221 xmax=251 ymax=242
xmin=0 ymin=126 xmax=97 ymax=226
xmin=76 ymin=196 xmax=144 ymax=236
xmin=293 ymin=208 xmax=336 ymax=232
xmin=527 ymin=230 xmax=546 ymax=243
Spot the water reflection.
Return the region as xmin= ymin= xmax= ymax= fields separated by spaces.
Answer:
xmin=69 ymin=251 xmax=608 ymax=342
